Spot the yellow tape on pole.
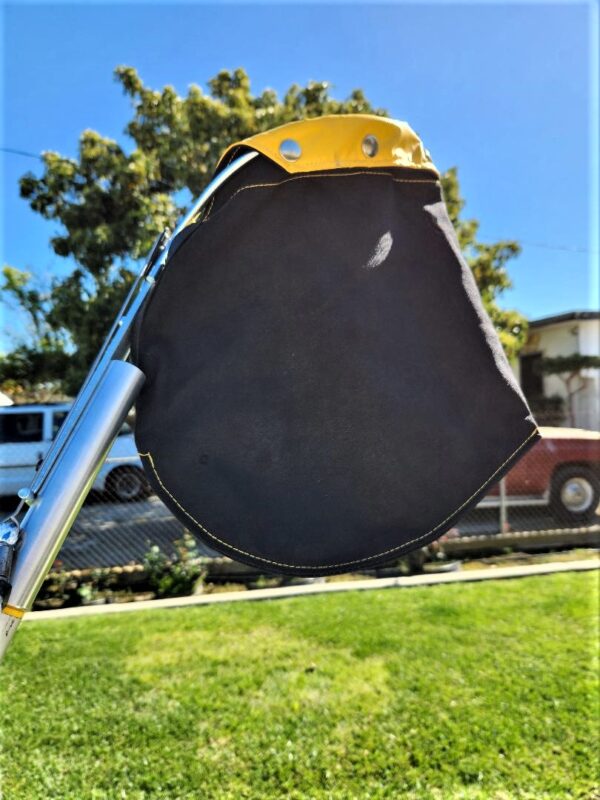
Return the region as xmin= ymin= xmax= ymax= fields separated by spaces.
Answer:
xmin=2 ymin=605 xmax=25 ymax=619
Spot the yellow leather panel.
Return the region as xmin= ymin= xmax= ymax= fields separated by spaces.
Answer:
xmin=218 ymin=114 xmax=438 ymax=175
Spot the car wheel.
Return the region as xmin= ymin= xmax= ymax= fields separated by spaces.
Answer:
xmin=106 ymin=467 xmax=149 ymax=503
xmin=550 ymin=466 xmax=600 ymax=524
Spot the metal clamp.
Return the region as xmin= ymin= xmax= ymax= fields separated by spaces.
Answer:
xmin=0 ymin=518 xmax=21 ymax=607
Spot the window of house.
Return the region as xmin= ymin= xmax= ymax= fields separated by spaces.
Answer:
xmin=520 ymin=352 xmax=544 ymax=398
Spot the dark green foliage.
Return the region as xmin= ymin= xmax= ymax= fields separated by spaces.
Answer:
xmin=3 ymin=67 xmax=525 ymax=397
xmin=539 ymin=354 xmax=600 ymax=376
xmin=17 ymin=68 xmax=384 ymax=278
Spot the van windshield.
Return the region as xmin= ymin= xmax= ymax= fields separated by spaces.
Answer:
xmin=0 ymin=412 xmax=44 ymax=444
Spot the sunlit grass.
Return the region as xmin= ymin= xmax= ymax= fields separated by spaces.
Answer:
xmin=1 ymin=572 xmax=598 ymax=799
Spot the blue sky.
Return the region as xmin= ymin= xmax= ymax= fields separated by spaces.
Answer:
xmin=1 ymin=2 xmax=598 ymax=350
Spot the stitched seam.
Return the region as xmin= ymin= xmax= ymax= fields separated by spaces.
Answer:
xmin=227 ymin=172 xmax=439 ymax=203
xmin=202 ymin=194 xmax=216 ymax=223
xmin=277 ymin=161 xmax=435 ymax=170
xmin=199 ymin=171 xmax=439 ymax=228
xmin=138 ymin=427 xmax=539 ymax=570
xmin=199 ymin=146 xmax=243 ymax=224
xmin=225 ymin=154 xmax=437 ymax=172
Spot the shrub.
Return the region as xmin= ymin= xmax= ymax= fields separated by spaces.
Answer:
xmin=143 ymin=531 xmax=207 ymax=598
xmin=528 ymin=393 xmax=565 ymax=426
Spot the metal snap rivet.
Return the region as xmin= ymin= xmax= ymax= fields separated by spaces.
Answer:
xmin=279 ymin=139 xmax=302 ymax=162
xmin=362 ymin=135 xmax=379 ymax=158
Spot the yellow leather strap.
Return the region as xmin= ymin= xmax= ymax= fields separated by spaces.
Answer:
xmin=218 ymin=114 xmax=438 ymax=176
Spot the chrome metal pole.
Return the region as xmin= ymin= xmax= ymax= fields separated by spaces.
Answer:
xmin=0 ymin=361 xmax=145 ymax=657
xmin=499 ymin=477 xmax=508 ymax=533
xmin=30 ymin=151 xmax=258 ymax=498
xmin=28 ymin=234 xmax=166 ymax=497
xmin=0 ymin=150 xmax=258 ymax=661
xmin=172 ymin=150 xmax=258 ymax=230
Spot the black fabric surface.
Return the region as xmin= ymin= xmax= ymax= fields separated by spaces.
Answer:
xmin=132 ymin=156 xmax=539 ymax=575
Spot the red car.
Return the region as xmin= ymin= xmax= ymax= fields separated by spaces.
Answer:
xmin=479 ymin=427 xmax=600 ymax=524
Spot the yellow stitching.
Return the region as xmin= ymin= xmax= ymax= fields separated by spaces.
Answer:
xmin=198 ymin=170 xmax=439 ymax=227
xmin=193 ymin=146 xmax=243 ymax=224
xmin=138 ymin=427 xmax=539 ymax=570
xmin=230 ymin=157 xmax=438 ymax=172
xmin=229 ymin=172 xmax=436 ymax=205
xmin=202 ymin=194 xmax=216 ymax=223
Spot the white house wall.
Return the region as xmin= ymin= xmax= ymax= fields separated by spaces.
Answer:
xmin=577 ymin=319 xmax=600 ymax=430
xmin=527 ymin=319 xmax=599 ymax=431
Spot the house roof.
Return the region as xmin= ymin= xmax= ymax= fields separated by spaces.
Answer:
xmin=529 ymin=311 xmax=600 ymax=329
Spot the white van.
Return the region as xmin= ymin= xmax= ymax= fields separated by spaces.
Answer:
xmin=0 ymin=403 xmax=150 ymax=502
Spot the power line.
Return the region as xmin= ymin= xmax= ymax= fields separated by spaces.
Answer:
xmin=1 ymin=145 xmax=596 ymax=255
xmin=520 ymin=242 xmax=590 ymax=254
xmin=480 ymin=238 xmax=595 ymax=256
xmin=0 ymin=146 xmax=43 ymax=161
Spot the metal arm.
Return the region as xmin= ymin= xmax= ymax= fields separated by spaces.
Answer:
xmin=0 ymin=151 xmax=258 ymax=660
xmin=29 ymin=150 xmax=258 ymax=499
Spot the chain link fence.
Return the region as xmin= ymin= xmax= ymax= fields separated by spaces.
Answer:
xmin=2 ymin=408 xmax=599 ymax=575
xmin=59 ymin=431 xmax=600 ymax=572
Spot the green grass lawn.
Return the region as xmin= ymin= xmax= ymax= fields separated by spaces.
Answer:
xmin=1 ymin=573 xmax=598 ymax=800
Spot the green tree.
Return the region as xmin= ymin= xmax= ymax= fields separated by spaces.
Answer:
xmin=0 ymin=266 xmax=71 ymax=400
xmin=441 ymin=167 xmax=525 ymax=357
xmin=1 ymin=66 xmax=525 ymax=397
xmin=538 ymin=354 xmax=600 ymax=426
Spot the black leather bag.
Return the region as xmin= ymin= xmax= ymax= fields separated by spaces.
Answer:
xmin=132 ymin=116 xmax=539 ymax=575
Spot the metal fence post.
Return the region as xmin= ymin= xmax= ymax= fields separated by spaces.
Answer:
xmin=499 ymin=477 xmax=508 ymax=533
